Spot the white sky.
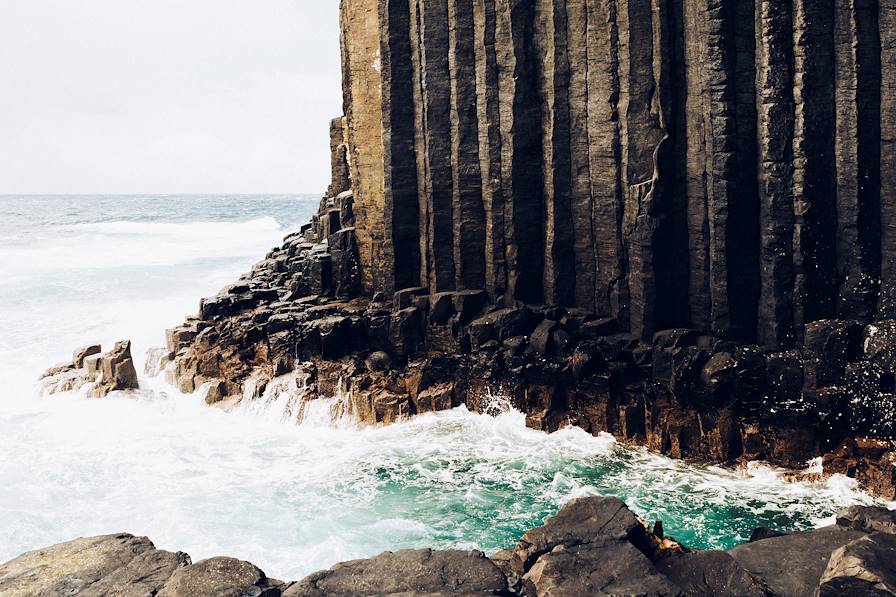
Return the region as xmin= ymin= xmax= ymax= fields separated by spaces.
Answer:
xmin=0 ymin=0 xmax=342 ymax=194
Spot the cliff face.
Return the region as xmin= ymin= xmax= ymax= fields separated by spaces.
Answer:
xmin=338 ymin=0 xmax=895 ymax=346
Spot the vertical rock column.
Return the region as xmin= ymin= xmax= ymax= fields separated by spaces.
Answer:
xmin=473 ymin=0 xmax=508 ymax=300
xmin=616 ymin=0 xmax=676 ymax=337
xmin=755 ymin=0 xmax=795 ymax=347
xmin=682 ymin=0 xmax=711 ymax=332
xmin=878 ymin=0 xmax=896 ymax=317
xmin=792 ymin=0 xmax=838 ymax=333
xmin=586 ymin=0 xmax=628 ymax=323
xmin=340 ymin=0 xmax=387 ymax=294
xmin=449 ymin=0 xmax=487 ymax=291
xmin=496 ymin=0 xmax=545 ymax=304
xmin=535 ymin=0 xmax=576 ymax=307
xmin=381 ymin=0 xmax=422 ymax=292
xmin=412 ymin=0 xmax=457 ymax=292
xmin=834 ymin=0 xmax=882 ymax=319
xmin=565 ymin=0 xmax=597 ymax=312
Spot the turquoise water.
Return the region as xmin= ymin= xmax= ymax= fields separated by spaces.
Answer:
xmin=0 ymin=195 xmax=886 ymax=580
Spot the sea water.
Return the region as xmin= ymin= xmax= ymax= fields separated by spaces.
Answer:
xmin=0 ymin=195 xmax=887 ymax=580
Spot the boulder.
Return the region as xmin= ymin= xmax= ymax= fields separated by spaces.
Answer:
xmin=512 ymin=497 xmax=648 ymax=573
xmin=522 ymin=541 xmax=682 ymax=597
xmin=817 ymin=532 xmax=896 ymax=596
xmin=529 ymin=320 xmax=559 ymax=356
xmin=728 ymin=526 xmax=866 ymax=597
xmin=655 ymin=550 xmax=770 ymax=597
xmin=364 ymin=351 xmax=392 ymax=373
xmin=836 ymin=505 xmax=896 ymax=535
xmin=287 ymin=549 xmax=507 ymax=597
xmin=0 ymin=533 xmax=163 ymax=596
xmin=157 ymin=557 xmax=280 ymax=597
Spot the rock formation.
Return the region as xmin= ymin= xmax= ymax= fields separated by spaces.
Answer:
xmin=40 ymin=341 xmax=139 ymax=398
xmin=4 ymin=498 xmax=896 ymax=596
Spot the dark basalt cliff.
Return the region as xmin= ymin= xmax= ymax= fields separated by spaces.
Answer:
xmin=120 ymin=0 xmax=896 ymax=500
xmin=339 ymin=0 xmax=896 ymax=345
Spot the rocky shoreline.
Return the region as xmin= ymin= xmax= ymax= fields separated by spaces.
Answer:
xmin=3 ymin=497 xmax=895 ymax=596
xmin=112 ymin=187 xmax=894 ymax=502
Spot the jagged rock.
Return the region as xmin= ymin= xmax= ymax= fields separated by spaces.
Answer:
xmin=655 ymin=551 xmax=770 ymax=597
xmin=836 ymin=505 xmax=896 ymax=535
xmin=287 ymin=549 xmax=507 ymax=596
xmin=78 ymin=549 xmax=191 ymax=597
xmin=729 ymin=527 xmax=867 ymax=597
xmin=157 ymin=557 xmax=279 ymax=597
xmin=817 ymin=532 xmax=896 ymax=596
xmin=88 ymin=341 xmax=139 ymax=398
xmin=522 ymin=541 xmax=682 ymax=597
xmin=0 ymin=533 xmax=170 ymax=596
xmin=511 ymin=497 xmax=648 ymax=574
xmin=529 ymin=320 xmax=560 ymax=356
xmin=73 ymin=345 xmax=102 ymax=368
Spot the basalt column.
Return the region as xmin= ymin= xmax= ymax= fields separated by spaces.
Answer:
xmin=834 ymin=0 xmax=881 ymax=319
xmin=616 ymin=0 xmax=679 ymax=338
xmin=340 ymin=0 xmax=387 ymax=294
xmin=792 ymin=0 xmax=838 ymax=334
xmin=381 ymin=0 xmax=422 ymax=292
xmin=473 ymin=0 xmax=508 ymax=299
xmin=879 ymin=0 xmax=896 ymax=317
xmin=755 ymin=0 xmax=795 ymax=347
xmin=412 ymin=0 xmax=457 ymax=292
xmin=535 ymin=0 xmax=576 ymax=307
xmin=449 ymin=0 xmax=487 ymax=291
xmin=496 ymin=0 xmax=545 ymax=304
xmin=586 ymin=0 xmax=628 ymax=324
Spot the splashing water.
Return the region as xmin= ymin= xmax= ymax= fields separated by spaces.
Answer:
xmin=0 ymin=195 xmax=890 ymax=581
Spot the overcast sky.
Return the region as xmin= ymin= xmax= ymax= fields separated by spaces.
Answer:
xmin=0 ymin=0 xmax=342 ymax=194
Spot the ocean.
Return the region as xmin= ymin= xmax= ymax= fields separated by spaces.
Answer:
xmin=0 ymin=194 xmax=884 ymax=580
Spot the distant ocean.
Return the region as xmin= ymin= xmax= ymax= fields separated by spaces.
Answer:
xmin=0 ymin=195 xmax=881 ymax=580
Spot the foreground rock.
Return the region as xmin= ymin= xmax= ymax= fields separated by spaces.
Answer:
xmin=3 ymin=500 xmax=896 ymax=596
xmin=286 ymin=549 xmax=507 ymax=596
xmin=40 ymin=341 xmax=139 ymax=398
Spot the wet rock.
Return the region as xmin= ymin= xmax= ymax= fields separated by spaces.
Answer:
xmin=364 ymin=351 xmax=392 ymax=373
xmin=700 ymin=352 xmax=738 ymax=399
xmin=817 ymin=532 xmax=896 ymax=596
xmin=287 ymin=549 xmax=507 ymax=596
xmin=73 ymin=344 xmax=102 ymax=368
xmin=414 ymin=383 xmax=454 ymax=413
xmin=728 ymin=526 xmax=866 ymax=597
xmin=529 ymin=320 xmax=560 ymax=356
xmin=89 ymin=341 xmax=139 ymax=398
xmin=522 ymin=541 xmax=682 ymax=597
xmin=655 ymin=551 xmax=770 ymax=597
xmin=157 ymin=557 xmax=279 ymax=597
xmin=468 ymin=307 xmax=535 ymax=347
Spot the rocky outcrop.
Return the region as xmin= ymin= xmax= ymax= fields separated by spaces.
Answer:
xmin=40 ymin=341 xmax=139 ymax=398
xmin=5 ymin=500 xmax=895 ymax=596
xmin=154 ymin=210 xmax=896 ymax=496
